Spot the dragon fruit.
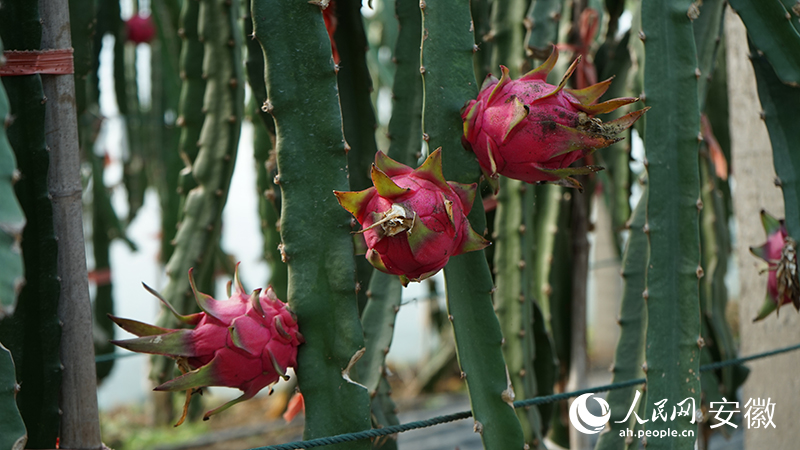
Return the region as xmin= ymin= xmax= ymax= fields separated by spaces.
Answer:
xmin=750 ymin=210 xmax=800 ymax=321
xmin=125 ymin=14 xmax=156 ymax=44
xmin=461 ymin=46 xmax=648 ymax=191
xmin=109 ymin=266 xmax=302 ymax=423
xmin=334 ymin=149 xmax=489 ymax=286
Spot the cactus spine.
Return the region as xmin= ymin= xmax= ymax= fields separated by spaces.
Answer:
xmin=252 ymin=2 xmax=372 ymax=447
xmin=420 ymin=0 xmax=525 ymax=447
xmin=641 ymin=1 xmax=702 ymax=446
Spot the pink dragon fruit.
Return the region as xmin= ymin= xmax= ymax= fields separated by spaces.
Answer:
xmin=750 ymin=210 xmax=800 ymax=321
xmin=461 ymin=46 xmax=648 ymax=191
xmin=334 ymin=149 xmax=489 ymax=286
xmin=125 ymin=14 xmax=156 ymax=44
xmin=110 ymin=266 xmax=302 ymax=424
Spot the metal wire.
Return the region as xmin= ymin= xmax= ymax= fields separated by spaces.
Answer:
xmin=249 ymin=341 xmax=800 ymax=450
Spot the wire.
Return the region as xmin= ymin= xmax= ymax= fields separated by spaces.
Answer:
xmin=250 ymin=341 xmax=800 ymax=450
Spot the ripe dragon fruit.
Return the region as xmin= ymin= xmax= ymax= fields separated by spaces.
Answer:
xmin=750 ymin=210 xmax=800 ymax=321
xmin=125 ymin=14 xmax=156 ymax=44
xmin=461 ymin=46 xmax=648 ymax=191
xmin=334 ymin=149 xmax=489 ymax=286
xmin=110 ymin=266 xmax=302 ymax=424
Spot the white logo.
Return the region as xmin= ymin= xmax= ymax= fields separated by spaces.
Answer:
xmin=569 ymin=393 xmax=611 ymax=434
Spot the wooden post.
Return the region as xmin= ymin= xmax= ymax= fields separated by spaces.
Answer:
xmin=39 ymin=0 xmax=102 ymax=447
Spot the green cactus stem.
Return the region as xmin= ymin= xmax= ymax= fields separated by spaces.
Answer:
xmin=420 ymin=0 xmax=525 ymax=447
xmin=243 ymin=0 xmax=274 ymax=133
xmin=524 ymin=0 xmax=562 ymax=61
xmin=150 ymin=0 xmax=207 ymax=422
xmin=750 ymin=41 xmax=800 ymax=241
xmin=594 ymin=191 xmax=648 ymax=450
xmin=121 ymin=29 xmax=147 ymax=222
xmin=470 ymin=0 xmax=494 ymax=82
xmin=333 ymin=0 xmax=379 ymax=314
xmin=353 ymin=1 xmax=423 ymax=435
xmin=641 ymin=1 xmax=702 ymax=446
xmin=487 ymin=0 xmax=543 ymax=445
xmin=152 ymin=0 xmax=244 ymax=423
xmin=697 ymin=158 xmax=735 ymax=445
xmin=68 ymin=0 xmax=96 ymax=118
xmin=493 ymin=177 xmax=531 ymax=439
xmin=594 ymin=32 xmax=633 ymax=256
xmin=544 ymin=188 xmax=574 ymax=449
xmin=692 ymin=0 xmax=726 ymax=106
xmin=355 ymin=271 xmax=403 ymax=449
xmin=150 ymin=1 xmax=183 ymax=265
xmin=702 ymin=50 xmax=749 ymax=399
xmin=91 ymin=155 xmax=117 ymax=383
xmin=0 ymin=38 xmax=25 ymax=317
xmin=0 ymin=2 xmax=62 ymax=445
xmin=252 ymin=1 xmax=372 ymax=447
xmin=253 ymin=104 xmax=287 ymax=300
xmin=243 ymin=0 xmax=286 ymax=298
xmin=355 ymin=271 xmax=402 ymax=396
xmin=728 ymin=0 xmax=800 ymax=85
xmin=386 ymin=0 xmax=423 ymax=167
xmin=175 ymin=0 xmax=206 ymax=219
xmin=89 ymin=150 xmax=135 ymax=383
xmin=0 ymin=344 xmax=26 ymax=450
xmin=370 ymin=375 xmax=400 ymax=450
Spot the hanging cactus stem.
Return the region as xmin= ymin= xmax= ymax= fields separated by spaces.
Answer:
xmin=420 ymin=0 xmax=526 ymax=447
xmin=252 ymin=1 xmax=373 ymax=447
xmin=641 ymin=0 xmax=702 ymax=446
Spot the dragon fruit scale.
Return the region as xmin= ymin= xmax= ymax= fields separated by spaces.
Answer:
xmin=334 ymin=149 xmax=490 ymax=286
xmin=461 ymin=46 xmax=649 ymax=191
xmin=109 ymin=265 xmax=302 ymax=424
xmin=750 ymin=210 xmax=800 ymax=321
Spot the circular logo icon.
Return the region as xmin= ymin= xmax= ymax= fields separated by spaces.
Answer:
xmin=569 ymin=393 xmax=611 ymax=434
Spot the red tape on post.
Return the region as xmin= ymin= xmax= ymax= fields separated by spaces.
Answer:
xmin=0 ymin=49 xmax=74 ymax=76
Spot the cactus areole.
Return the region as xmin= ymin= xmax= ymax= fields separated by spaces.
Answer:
xmin=110 ymin=265 xmax=302 ymax=424
xmin=750 ymin=210 xmax=800 ymax=321
xmin=461 ymin=47 xmax=648 ymax=191
xmin=334 ymin=149 xmax=489 ymax=286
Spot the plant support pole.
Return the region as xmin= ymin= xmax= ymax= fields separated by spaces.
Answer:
xmin=39 ymin=0 xmax=102 ymax=447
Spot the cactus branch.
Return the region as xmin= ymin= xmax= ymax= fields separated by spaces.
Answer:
xmin=750 ymin=41 xmax=800 ymax=240
xmin=728 ymin=0 xmax=800 ymax=85
xmin=420 ymin=0 xmax=525 ymax=447
xmin=594 ymin=191 xmax=649 ymax=450
xmin=252 ymin=1 xmax=372 ymax=447
xmin=641 ymin=1 xmax=702 ymax=446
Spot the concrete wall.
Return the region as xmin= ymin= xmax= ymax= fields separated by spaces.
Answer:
xmin=726 ymin=10 xmax=800 ymax=448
